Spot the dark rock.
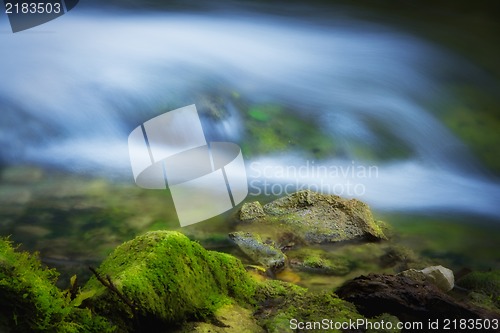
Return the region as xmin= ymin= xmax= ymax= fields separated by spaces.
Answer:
xmin=336 ymin=274 xmax=500 ymax=326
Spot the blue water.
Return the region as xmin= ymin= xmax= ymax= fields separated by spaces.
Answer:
xmin=0 ymin=9 xmax=499 ymax=218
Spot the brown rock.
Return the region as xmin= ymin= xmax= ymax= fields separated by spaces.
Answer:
xmin=336 ymin=274 xmax=500 ymax=326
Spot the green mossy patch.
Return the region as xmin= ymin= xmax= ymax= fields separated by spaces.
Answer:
xmin=458 ymin=270 xmax=500 ymax=308
xmin=174 ymin=303 xmax=265 ymax=333
xmin=241 ymin=104 xmax=336 ymax=158
xmin=289 ymin=248 xmax=353 ymax=276
xmin=83 ymin=231 xmax=257 ymax=331
xmin=440 ymin=85 xmax=500 ymax=175
xmin=255 ymin=280 xmax=363 ymax=333
xmin=0 ymin=238 xmax=114 ymax=333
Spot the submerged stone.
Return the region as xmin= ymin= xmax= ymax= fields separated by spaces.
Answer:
xmin=83 ymin=231 xmax=257 ymax=332
xmin=228 ymin=231 xmax=286 ymax=273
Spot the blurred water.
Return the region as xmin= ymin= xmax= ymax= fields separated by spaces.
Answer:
xmin=0 ymin=9 xmax=499 ymax=218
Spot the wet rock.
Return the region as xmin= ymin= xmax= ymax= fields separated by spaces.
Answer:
xmin=336 ymin=274 xmax=500 ymax=324
xmin=399 ymin=265 xmax=454 ymax=292
xmin=237 ymin=190 xmax=386 ymax=245
xmin=239 ymin=201 xmax=266 ymax=221
xmin=228 ymin=231 xmax=286 ymax=272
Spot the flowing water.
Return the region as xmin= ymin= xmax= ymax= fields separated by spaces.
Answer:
xmin=0 ymin=3 xmax=499 ymax=284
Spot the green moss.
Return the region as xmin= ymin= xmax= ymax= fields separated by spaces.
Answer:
xmin=0 ymin=238 xmax=114 ymax=333
xmin=458 ymin=270 xmax=500 ymax=308
xmin=83 ymin=231 xmax=257 ymax=331
xmin=366 ymin=313 xmax=401 ymax=333
xmin=241 ymin=104 xmax=336 ymax=158
xmin=294 ymin=249 xmax=353 ymax=276
xmin=255 ymin=280 xmax=363 ymax=332
xmin=440 ymin=85 xmax=500 ymax=175
xmin=175 ymin=303 xmax=264 ymax=332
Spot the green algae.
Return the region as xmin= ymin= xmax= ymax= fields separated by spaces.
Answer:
xmin=0 ymin=238 xmax=114 ymax=333
xmin=82 ymin=231 xmax=257 ymax=331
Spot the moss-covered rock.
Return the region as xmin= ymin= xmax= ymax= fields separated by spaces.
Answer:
xmin=82 ymin=231 xmax=257 ymax=332
xmin=236 ymin=190 xmax=386 ymax=245
xmin=239 ymin=202 xmax=266 ymax=221
xmin=0 ymin=238 xmax=114 ymax=333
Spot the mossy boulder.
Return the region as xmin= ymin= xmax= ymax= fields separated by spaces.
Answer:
xmin=83 ymin=231 xmax=257 ymax=331
xmin=0 ymin=238 xmax=114 ymax=333
xmin=228 ymin=231 xmax=286 ymax=273
xmin=236 ymin=190 xmax=386 ymax=245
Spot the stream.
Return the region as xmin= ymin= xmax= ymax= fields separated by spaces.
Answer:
xmin=0 ymin=3 xmax=499 ymax=285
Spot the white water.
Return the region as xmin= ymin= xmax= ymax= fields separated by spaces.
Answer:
xmin=0 ymin=9 xmax=499 ymax=217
